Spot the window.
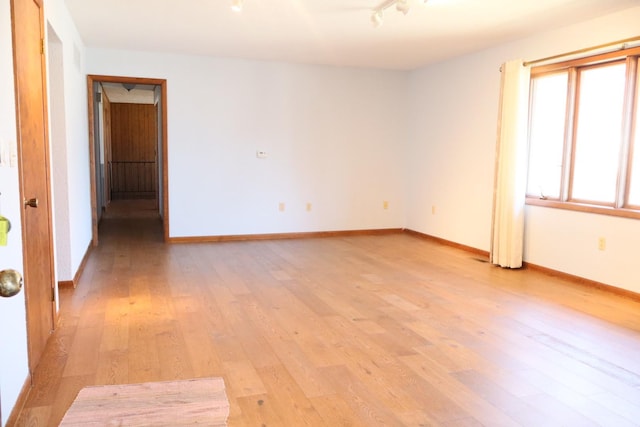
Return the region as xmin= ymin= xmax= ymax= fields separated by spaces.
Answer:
xmin=571 ymin=62 xmax=626 ymax=204
xmin=629 ymin=68 xmax=640 ymax=206
xmin=526 ymin=47 xmax=640 ymax=218
xmin=526 ymin=72 xmax=568 ymax=199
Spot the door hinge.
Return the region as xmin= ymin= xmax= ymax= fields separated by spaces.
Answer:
xmin=40 ymin=38 xmax=44 ymax=55
xmin=51 ymin=286 xmax=55 ymax=302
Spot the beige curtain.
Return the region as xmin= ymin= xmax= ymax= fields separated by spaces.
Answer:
xmin=490 ymin=60 xmax=531 ymax=268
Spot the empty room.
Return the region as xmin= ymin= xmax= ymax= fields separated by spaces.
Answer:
xmin=1 ymin=0 xmax=640 ymax=425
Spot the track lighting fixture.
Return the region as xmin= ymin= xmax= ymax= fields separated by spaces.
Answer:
xmin=371 ymin=9 xmax=384 ymax=28
xmin=226 ymin=0 xmax=426 ymax=26
xmin=371 ymin=0 xmax=428 ymax=27
xmin=231 ymin=0 xmax=242 ymax=13
xmin=396 ymin=0 xmax=410 ymax=15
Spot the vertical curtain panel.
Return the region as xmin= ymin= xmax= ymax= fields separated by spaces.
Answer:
xmin=490 ymin=60 xmax=531 ymax=268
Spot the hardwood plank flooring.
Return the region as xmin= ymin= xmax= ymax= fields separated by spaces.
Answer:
xmin=13 ymin=216 xmax=640 ymax=426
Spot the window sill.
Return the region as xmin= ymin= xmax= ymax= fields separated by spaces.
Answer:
xmin=525 ymin=198 xmax=640 ymax=220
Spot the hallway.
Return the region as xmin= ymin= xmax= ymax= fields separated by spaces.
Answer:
xmin=102 ymin=198 xmax=160 ymax=220
xmin=13 ymin=219 xmax=640 ymax=426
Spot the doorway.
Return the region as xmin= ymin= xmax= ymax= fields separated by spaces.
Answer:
xmin=11 ymin=0 xmax=56 ymax=376
xmin=86 ymin=75 xmax=168 ymax=243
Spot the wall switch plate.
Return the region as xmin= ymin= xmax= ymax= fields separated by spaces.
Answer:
xmin=256 ymin=151 xmax=268 ymax=159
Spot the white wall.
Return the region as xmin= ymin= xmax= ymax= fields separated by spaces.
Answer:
xmin=85 ymin=51 xmax=408 ymax=237
xmin=0 ymin=2 xmax=29 ymax=424
xmin=45 ymin=0 xmax=92 ymax=282
xmin=48 ymin=25 xmax=72 ymax=283
xmin=407 ymin=53 xmax=500 ymax=250
xmin=407 ymin=6 xmax=640 ymax=293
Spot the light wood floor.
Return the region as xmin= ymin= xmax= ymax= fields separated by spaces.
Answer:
xmin=101 ymin=198 xmax=160 ymax=219
xmin=13 ymin=216 xmax=640 ymax=426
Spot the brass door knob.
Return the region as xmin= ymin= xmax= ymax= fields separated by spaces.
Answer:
xmin=24 ymin=198 xmax=38 ymax=208
xmin=0 ymin=269 xmax=23 ymax=298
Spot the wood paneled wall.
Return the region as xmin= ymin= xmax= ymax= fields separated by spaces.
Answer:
xmin=109 ymin=103 xmax=157 ymax=199
xmin=110 ymin=103 xmax=157 ymax=162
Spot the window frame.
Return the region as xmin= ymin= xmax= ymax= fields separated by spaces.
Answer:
xmin=526 ymin=46 xmax=640 ymax=219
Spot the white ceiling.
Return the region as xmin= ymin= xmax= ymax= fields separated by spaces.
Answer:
xmin=100 ymin=83 xmax=157 ymax=104
xmin=64 ymin=0 xmax=640 ymax=70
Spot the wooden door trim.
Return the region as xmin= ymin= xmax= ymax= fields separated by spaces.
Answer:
xmin=102 ymin=89 xmax=112 ymax=207
xmin=86 ymin=75 xmax=169 ymax=244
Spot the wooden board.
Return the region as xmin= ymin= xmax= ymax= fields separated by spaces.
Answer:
xmin=60 ymin=377 xmax=229 ymax=426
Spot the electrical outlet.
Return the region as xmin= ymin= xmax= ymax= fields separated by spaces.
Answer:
xmin=383 ymin=201 xmax=389 ymax=210
xmin=279 ymin=202 xmax=285 ymax=212
xmin=432 ymin=205 xmax=436 ymax=215
xmin=306 ymin=203 xmax=312 ymax=212
xmin=598 ymin=237 xmax=606 ymax=251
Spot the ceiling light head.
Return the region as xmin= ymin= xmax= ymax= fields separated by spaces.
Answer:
xmin=396 ymin=0 xmax=410 ymax=15
xmin=231 ymin=0 xmax=242 ymax=13
xmin=371 ymin=9 xmax=383 ymax=28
